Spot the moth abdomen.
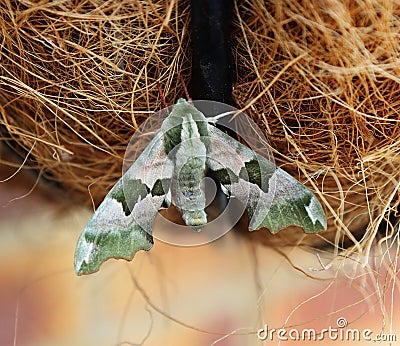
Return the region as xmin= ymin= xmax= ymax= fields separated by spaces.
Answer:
xmin=172 ymin=157 xmax=207 ymax=222
xmin=182 ymin=209 xmax=207 ymax=231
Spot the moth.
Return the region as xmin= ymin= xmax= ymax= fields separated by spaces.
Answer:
xmin=75 ymin=99 xmax=327 ymax=275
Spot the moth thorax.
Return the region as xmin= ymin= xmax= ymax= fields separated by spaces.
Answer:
xmin=161 ymin=109 xmax=208 ymax=155
xmin=180 ymin=114 xmax=200 ymax=140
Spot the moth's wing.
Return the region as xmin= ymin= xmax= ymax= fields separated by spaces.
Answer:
xmin=75 ymin=132 xmax=172 ymax=275
xmin=206 ymin=125 xmax=327 ymax=233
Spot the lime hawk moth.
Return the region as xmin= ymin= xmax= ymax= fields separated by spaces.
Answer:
xmin=75 ymin=99 xmax=326 ymax=275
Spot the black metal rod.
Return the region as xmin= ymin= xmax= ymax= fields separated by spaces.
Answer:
xmin=189 ymin=0 xmax=234 ymax=105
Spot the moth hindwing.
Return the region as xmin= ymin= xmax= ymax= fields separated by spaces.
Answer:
xmin=74 ymin=99 xmax=326 ymax=275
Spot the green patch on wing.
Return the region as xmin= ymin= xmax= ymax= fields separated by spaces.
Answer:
xmin=111 ymin=179 xmax=149 ymax=216
xmin=151 ymin=178 xmax=171 ymax=196
xmin=239 ymin=159 xmax=275 ymax=193
xmin=251 ymin=186 xmax=326 ymax=234
xmin=208 ymin=167 xmax=239 ymax=185
xmin=75 ymin=224 xmax=153 ymax=275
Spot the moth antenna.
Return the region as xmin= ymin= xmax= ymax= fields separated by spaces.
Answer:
xmin=180 ymin=75 xmax=193 ymax=104
xmin=207 ymin=110 xmax=237 ymax=124
xmin=157 ymin=82 xmax=167 ymax=109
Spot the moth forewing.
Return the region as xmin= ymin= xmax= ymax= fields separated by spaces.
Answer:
xmin=248 ymin=165 xmax=327 ymax=233
xmin=74 ymin=187 xmax=155 ymax=275
xmin=205 ymin=124 xmax=327 ymax=234
xmin=74 ymin=134 xmax=173 ymax=275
